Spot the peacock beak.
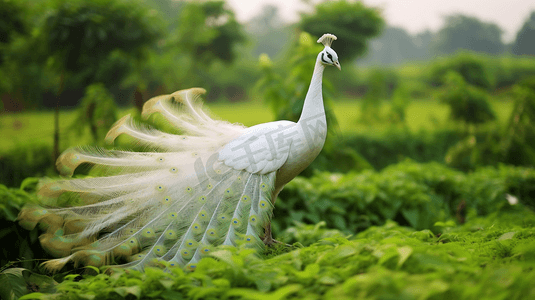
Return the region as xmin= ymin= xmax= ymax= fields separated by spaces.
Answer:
xmin=334 ymin=61 xmax=341 ymax=70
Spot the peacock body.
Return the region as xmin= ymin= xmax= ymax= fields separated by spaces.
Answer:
xmin=18 ymin=34 xmax=341 ymax=272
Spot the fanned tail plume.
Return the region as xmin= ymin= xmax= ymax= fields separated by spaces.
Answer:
xmin=19 ymin=88 xmax=277 ymax=272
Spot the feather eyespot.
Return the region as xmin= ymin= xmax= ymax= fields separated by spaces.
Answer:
xmin=260 ymin=182 xmax=267 ymax=190
xmin=142 ymin=228 xmax=155 ymax=238
xmin=232 ymin=218 xmax=240 ymax=227
xmin=168 ymin=212 xmax=178 ymax=219
xmin=241 ymin=195 xmax=250 ymax=203
xmin=249 ymin=215 xmax=257 ymax=224
xmin=259 ymin=200 xmax=269 ymax=209
xmin=185 ymin=239 xmax=197 ymax=248
xmin=237 ymin=176 xmax=242 ymax=181
xmin=198 ymin=210 xmax=208 ymax=219
xmin=186 ymin=264 xmax=196 ymax=271
xmin=220 ymin=215 xmax=227 ymax=221
xmin=161 ymin=196 xmax=171 ymax=204
xmin=207 ymin=229 xmax=217 ymax=236
xmin=169 ymin=167 xmax=178 ymax=173
xmin=154 ymin=246 xmax=166 ymax=256
xmin=165 ymin=230 xmax=176 ymax=239
xmin=198 ymin=196 xmax=207 ymax=203
xmin=192 ymin=223 xmax=202 ymax=233
xmin=155 ymin=185 xmax=165 ymax=192
xmin=206 ymin=183 xmax=213 ymax=189
xmin=186 ymin=186 xmax=193 ymax=193
xmin=181 ymin=249 xmax=191 ymax=257
xmin=157 ymin=157 xmax=165 ymax=162
xmin=245 ymin=235 xmax=254 ymax=243
xmin=128 ymin=238 xmax=138 ymax=247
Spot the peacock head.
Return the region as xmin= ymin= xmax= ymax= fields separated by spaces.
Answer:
xmin=317 ymin=33 xmax=341 ymax=70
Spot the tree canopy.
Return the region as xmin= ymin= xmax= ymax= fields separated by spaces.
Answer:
xmin=299 ymin=0 xmax=384 ymax=62
xmin=432 ymin=14 xmax=504 ymax=55
xmin=512 ymin=11 xmax=535 ymax=56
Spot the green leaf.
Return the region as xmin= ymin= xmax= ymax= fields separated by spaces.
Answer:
xmin=0 ymin=268 xmax=28 ymax=300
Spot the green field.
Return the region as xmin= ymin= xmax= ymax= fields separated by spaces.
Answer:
xmin=0 ymin=98 xmax=514 ymax=152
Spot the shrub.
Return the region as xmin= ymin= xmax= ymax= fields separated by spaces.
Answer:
xmin=0 ymin=144 xmax=55 ymax=187
xmin=438 ymin=71 xmax=495 ymax=125
xmin=428 ymin=51 xmax=492 ymax=89
xmin=275 ymin=161 xmax=535 ymax=235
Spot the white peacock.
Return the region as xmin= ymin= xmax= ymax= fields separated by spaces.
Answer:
xmin=19 ymin=33 xmax=341 ymax=272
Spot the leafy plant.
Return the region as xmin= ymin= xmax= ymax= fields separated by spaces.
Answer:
xmin=439 ymin=71 xmax=495 ymax=125
xmin=299 ymin=0 xmax=384 ymax=62
xmin=5 ymin=209 xmax=535 ymax=300
xmin=275 ymin=161 xmax=535 ymax=234
xmin=70 ymin=83 xmax=117 ymax=143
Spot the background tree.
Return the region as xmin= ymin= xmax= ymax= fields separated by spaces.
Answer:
xmin=299 ymin=0 xmax=384 ymax=62
xmin=0 ymin=0 xmax=27 ymax=66
xmin=245 ymin=5 xmax=291 ymax=59
xmin=512 ymin=11 xmax=535 ymax=56
xmin=359 ymin=27 xmax=421 ymax=66
xmin=39 ymin=0 xmax=162 ymax=160
xmin=432 ymin=14 xmax=504 ymax=55
xmin=174 ymin=1 xmax=245 ymax=66
xmin=439 ymin=71 xmax=495 ymax=126
xmin=126 ymin=0 xmax=247 ymax=104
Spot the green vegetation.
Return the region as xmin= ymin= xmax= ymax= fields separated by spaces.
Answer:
xmin=1 ymin=162 xmax=535 ymax=299
xmin=1 ymin=0 xmax=535 ymax=299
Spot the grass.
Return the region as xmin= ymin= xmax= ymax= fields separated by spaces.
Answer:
xmin=0 ymin=97 xmax=514 ymax=152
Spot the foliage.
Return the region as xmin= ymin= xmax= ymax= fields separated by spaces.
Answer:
xmin=428 ymin=51 xmax=492 ymax=89
xmin=359 ymin=68 xmax=399 ymax=124
xmin=358 ymin=26 xmax=431 ymax=66
xmin=438 ymin=71 xmax=495 ymax=126
xmin=174 ymin=1 xmax=245 ymax=65
xmin=0 ymin=0 xmax=27 ymax=65
xmin=316 ymin=127 xmax=461 ymax=172
xmin=432 ymin=14 xmax=504 ymax=55
xmin=3 ymin=209 xmax=535 ymax=299
xmin=70 ymin=83 xmax=117 ymax=143
xmin=41 ymin=0 xmax=162 ymax=79
xmin=0 ymin=145 xmax=55 ymax=188
xmin=0 ymin=179 xmax=47 ymax=271
xmin=512 ymin=11 xmax=535 ymax=56
xmin=387 ymin=83 xmax=410 ymax=123
xmin=124 ymin=0 xmax=248 ymax=103
xmin=299 ymin=0 xmax=384 ymax=62
xmin=0 ymin=268 xmax=57 ymax=300
xmin=501 ymin=77 xmax=535 ymax=166
xmin=275 ymin=161 xmax=535 ymax=235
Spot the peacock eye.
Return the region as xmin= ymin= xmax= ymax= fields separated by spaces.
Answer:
xmin=327 ymin=53 xmax=333 ymax=60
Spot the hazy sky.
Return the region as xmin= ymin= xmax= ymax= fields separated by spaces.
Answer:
xmin=226 ymin=0 xmax=535 ymax=42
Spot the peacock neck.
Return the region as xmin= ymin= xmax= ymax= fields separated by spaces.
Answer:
xmin=298 ymin=53 xmax=326 ymax=124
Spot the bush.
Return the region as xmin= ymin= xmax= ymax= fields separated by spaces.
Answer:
xmin=0 ymin=144 xmax=55 ymax=187
xmin=428 ymin=51 xmax=492 ymax=89
xmin=438 ymin=71 xmax=495 ymax=125
xmin=274 ymin=161 xmax=535 ymax=235
xmin=311 ymin=128 xmax=461 ymax=172
xmin=0 ymin=179 xmax=47 ymax=270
